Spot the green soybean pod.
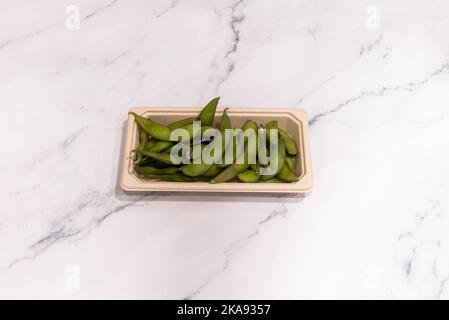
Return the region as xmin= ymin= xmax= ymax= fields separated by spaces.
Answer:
xmin=210 ymin=163 xmax=249 ymax=183
xmin=243 ymin=120 xmax=258 ymax=131
xmin=218 ymin=126 xmax=237 ymax=168
xmin=180 ymin=124 xmax=212 ymax=140
xmin=260 ymin=137 xmax=286 ymax=181
xmin=250 ymin=163 xmax=259 ymax=171
xmin=211 ymin=128 xmax=251 ymax=183
xmin=265 ymin=120 xmax=278 ymax=129
xmin=198 ymin=97 xmax=220 ymax=126
xmin=188 ymin=142 xmax=208 ymax=162
xmin=203 ymin=164 xmax=222 ymax=177
xmin=162 ymin=145 xmax=174 ymax=154
xmin=135 ymin=166 xmax=179 ymax=175
xmin=181 ymin=162 xmax=211 ymax=177
xmin=242 ymin=120 xmax=258 ymax=166
xmin=130 ymin=113 xmax=172 ymax=141
xmin=242 ymin=120 xmax=258 ymax=145
xmin=168 ymin=117 xmax=195 ymax=129
xmin=216 ymin=162 xmax=231 ymax=168
xmin=285 ymin=156 xmax=297 ymax=172
xmin=296 ymin=153 xmax=303 ymax=178
xmin=148 ymin=141 xmax=173 ymax=153
xmin=140 ymin=174 xmax=209 ymax=182
xmin=219 ymin=108 xmax=232 ymax=137
xmin=138 ymin=157 xmax=155 ymax=167
xmin=139 ymin=158 xmax=172 ymax=168
xmin=259 ymin=177 xmax=283 ymax=183
xmin=181 ymin=109 xmax=232 ymax=177
xmin=135 ymin=129 xmax=149 ymax=164
xmin=165 ymin=174 xmax=210 ymax=182
xmin=277 ymin=163 xmax=298 ymax=182
xmin=219 ymin=108 xmax=231 ymax=131
xmin=145 ymin=139 xmax=156 ymax=151
xmin=265 ymin=120 xmax=278 ymax=140
xmin=136 ymin=150 xmax=174 ymax=164
xmin=279 ymin=128 xmax=298 ymax=155
xmin=237 ymin=169 xmax=259 ymax=183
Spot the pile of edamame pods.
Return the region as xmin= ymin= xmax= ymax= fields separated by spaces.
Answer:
xmin=130 ymin=97 xmax=300 ymax=183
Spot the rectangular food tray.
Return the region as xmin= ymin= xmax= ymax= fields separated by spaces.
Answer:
xmin=121 ymin=107 xmax=313 ymax=193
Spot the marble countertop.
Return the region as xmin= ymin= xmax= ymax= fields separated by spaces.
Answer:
xmin=1 ymin=0 xmax=449 ymax=299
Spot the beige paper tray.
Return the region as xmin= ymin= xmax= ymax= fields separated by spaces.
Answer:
xmin=121 ymin=107 xmax=313 ymax=193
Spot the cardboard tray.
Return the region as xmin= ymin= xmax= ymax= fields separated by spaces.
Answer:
xmin=121 ymin=107 xmax=313 ymax=193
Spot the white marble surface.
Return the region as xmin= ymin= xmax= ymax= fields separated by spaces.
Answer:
xmin=1 ymin=0 xmax=449 ymax=299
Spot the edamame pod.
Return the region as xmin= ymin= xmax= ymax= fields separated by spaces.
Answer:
xmin=285 ymin=156 xmax=297 ymax=172
xmin=260 ymin=137 xmax=285 ymax=181
xmin=132 ymin=100 xmax=302 ymax=184
xmin=265 ymin=120 xmax=278 ymax=143
xmin=148 ymin=141 xmax=173 ymax=153
xmin=203 ymin=164 xmax=222 ymax=177
xmin=181 ymin=109 xmax=231 ymax=177
xmin=136 ymin=150 xmax=174 ymax=164
xmin=277 ymin=163 xmax=298 ymax=182
xmin=210 ymin=163 xmax=248 ymax=183
xmin=265 ymin=120 xmax=278 ymax=130
xmin=130 ymin=113 xmax=172 ymax=141
xmin=180 ymin=124 xmax=213 ymax=141
xmin=139 ymin=174 xmax=209 ymax=182
xmin=135 ymin=129 xmax=149 ymax=164
xmin=181 ymin=162 xmax=210 ymax=177
xmin=219 ymin=108 xmax=231 ymax=131
xmin=243 ymin=120 xmax=258 ymax=132
xmin=250 ymin=163 xmax=259 ymax=171
xmin=135 ymin=166 xmax=179 ymax=175
xmin=259 ymin=177 xmax=282 ymax=183
xmin=199 ymin=97 xmax=220 ymax=126
xmin=242 ymin=120 xmax=258 ymax=165
xmin=168 ymin=117 xmax=195 ymax=129
xmin=212 ymin=134 xmax=251 ymax=183
xmin=238 ymin=169 xmax=259 ymax=183
xmin=279 ymin=128 xmax=298 ymax=155
xmin=181 ymin=162 xmax=211 ymax=177
xmin=162 ymin=145 xmax=174 ymax=154
xmin=242 ymin=120 xmax=258 ymax=145
xmin=139 ymin=158 xmax=172 ymax=168
xmin=144 ymin=139 xmax=156 ymax=151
